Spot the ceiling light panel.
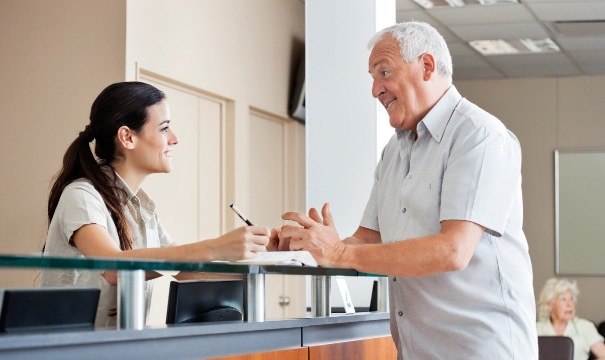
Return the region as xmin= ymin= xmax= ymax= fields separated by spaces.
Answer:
xmin=413 ymin=0 xmax=518 ymax=8
xmin=469 ymin=38 xmax=560 ymax=55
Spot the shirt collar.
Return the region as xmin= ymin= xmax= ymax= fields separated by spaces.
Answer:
xmin=418 ymin=85 xmax=462 ymax=143
xmin=101 ymin=165 xmax=156 ymax=211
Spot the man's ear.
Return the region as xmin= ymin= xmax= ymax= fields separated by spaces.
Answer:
xmin=116 ymin=126 xmax=136 ymax=150
xmin=420 ymin=53 xmax=436 ymax=81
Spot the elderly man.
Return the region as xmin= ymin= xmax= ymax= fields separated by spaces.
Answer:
xmin=279 ymin=22 xmax=538 ymax=359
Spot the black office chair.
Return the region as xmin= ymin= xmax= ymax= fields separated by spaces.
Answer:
xmin=538 ymin=336 xmax=574 ymax=360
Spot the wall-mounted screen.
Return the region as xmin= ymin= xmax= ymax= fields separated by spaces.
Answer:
xmin=556 ymin=149 xmax=605 ymax=275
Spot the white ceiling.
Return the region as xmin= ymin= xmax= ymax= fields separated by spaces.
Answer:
xmin=395 ymin=0 xmax=605 ymax=80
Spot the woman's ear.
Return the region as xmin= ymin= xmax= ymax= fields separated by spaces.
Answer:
xmin=116 ymin=126 xmax=136 ymax=150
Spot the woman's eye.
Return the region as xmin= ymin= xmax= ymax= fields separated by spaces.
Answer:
xmin=161 ymin=126 xmax=169 ymax=132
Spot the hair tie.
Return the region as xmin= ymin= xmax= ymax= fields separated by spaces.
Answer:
xmin=79 ymin=124 xmax=95 ymax=142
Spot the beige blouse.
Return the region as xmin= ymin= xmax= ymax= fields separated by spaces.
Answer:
xmin=40 ymin=170 xmax=172 ymax=328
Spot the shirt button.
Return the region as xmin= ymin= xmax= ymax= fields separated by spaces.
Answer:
xmin=398 ymin=311 xmax=403 ymax=317
xmin=402 ymin=208 xmax=407 ymax=213
xmin=392 ymin=277 xmax=396 ymax=282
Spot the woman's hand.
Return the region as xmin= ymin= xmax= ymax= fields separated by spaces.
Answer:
xmin=208 ymin=226 xmax=270 ymax=261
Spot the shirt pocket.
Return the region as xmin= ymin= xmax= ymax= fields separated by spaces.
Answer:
xmin=412 ymin=176 xmax=443 ymax=227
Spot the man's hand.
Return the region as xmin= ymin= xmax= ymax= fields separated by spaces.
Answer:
xmin=280 ymin=203 xmax=348 ymax=267
xmin=266 ymin=228 xmax=284 ymax=251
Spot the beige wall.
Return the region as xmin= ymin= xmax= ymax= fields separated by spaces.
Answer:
xmin=126 ymin=0 xmax=304 ymax=117
xmin=126 ymin=0 xmax=305 ymax=223
xmin=457 ymin=75 xmax=605 ymax=323
xmin=0 ymin=0 xmax=126 ymax=286
xmin=0 ymin=0 xmax=304 ymax=287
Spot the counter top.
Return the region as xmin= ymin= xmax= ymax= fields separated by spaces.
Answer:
xmin=0 ymin=312 xmax=391 ymax=360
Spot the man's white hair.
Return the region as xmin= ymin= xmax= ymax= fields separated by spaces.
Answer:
xmin=368 ymin=21 xmax=453 ymax=78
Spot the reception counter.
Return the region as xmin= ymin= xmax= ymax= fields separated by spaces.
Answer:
xmin=0 ymin=254 xmax=394 ymax=359
xmin=0 ymin=312 xmax=391 ymax=359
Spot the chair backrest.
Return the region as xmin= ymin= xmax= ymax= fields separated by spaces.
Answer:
xmin=166 ymin=280 xmax=244 ymax=324
xmin=538 ymin=336 xmax=574 ymax=360
xmin=597 ymin=321 xmax=605 ymax=338
xmin=0 ymin=288 xmax=100 ymax=332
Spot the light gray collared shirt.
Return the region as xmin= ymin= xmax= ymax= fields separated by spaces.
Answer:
xmin=360 ymin=86 xmax=538 ymax=359
xmin=41 ymin=169 xmax=172 ymax=328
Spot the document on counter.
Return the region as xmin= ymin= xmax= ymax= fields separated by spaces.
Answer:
xmin=234 ymin=251 xmax=318 ymax=267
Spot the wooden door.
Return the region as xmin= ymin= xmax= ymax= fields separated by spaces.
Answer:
xmin=138 ymin=72 xmax=228 ymax=326
xmin=248 ymin=110 xmax=306 ymax=319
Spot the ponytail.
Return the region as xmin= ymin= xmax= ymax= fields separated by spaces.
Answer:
xmin=46 ymin=126 xmax=134 ymax=251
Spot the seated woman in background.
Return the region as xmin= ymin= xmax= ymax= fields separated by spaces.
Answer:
xmin=41 ymin=82 xmax=271 ymax=328
xmin=537 ymin=277 xmax=605 ymax=360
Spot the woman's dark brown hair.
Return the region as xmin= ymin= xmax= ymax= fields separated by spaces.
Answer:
xmin=46 ymin=82 xmax=166 ymax=250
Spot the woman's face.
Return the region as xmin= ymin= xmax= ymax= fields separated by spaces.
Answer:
xmin=130 ymin=99 xmax=178 ymax=175
xmin=550 ymin=289 xmax=576 ymax=323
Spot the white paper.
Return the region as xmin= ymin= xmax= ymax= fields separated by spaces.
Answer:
xmin=336 ymin=276 xmax=356 ymax=314
xmin=234 ymin=251 xmax=318 ymax=267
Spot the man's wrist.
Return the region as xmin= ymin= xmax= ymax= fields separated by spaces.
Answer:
xmin=331 ymin=241 xmax=356 ymax=269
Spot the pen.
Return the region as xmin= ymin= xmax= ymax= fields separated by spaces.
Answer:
xmin=229 ymin=203 xmax=254 ymax=226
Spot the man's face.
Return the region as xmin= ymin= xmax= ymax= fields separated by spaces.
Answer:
xmin=368 ymin=35 xmax=426 ymax=131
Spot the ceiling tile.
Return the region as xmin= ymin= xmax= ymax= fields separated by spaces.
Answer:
xmin=395 ymin=10 xmax=460 ymax=41
xmin=396 ymin=0 xmax=420 ymax=11
xmin=449 ymin=22 xmax=549 ymax=41
xmin=556 ymin=35 xmax=605 ymax=51
xmin=454 ymin=55 xmax=492 ymax=69
xmin=524 ymin=0 xmax=602 ymax=3
xmin=568 ymin=49 xmax=605 ymax=64
xmin=528 ymin=1 xmax=605 ymax=21
xmin=448 ymin=42 xmax=480 ymax=57
xmin=577 ymin=63 xmax=605 ymax=74
xmin=487 ymin=53 xmax=573 ymax=67
xmin=435 ymin=26 xmax=460 ymax=42
xmin=453 ymin=68 xmax=504 ymax=80
xmin=551 ymin=21 xmax=605 ymax=37
xmin=427 ymin=3 xmax=534 ymax=26
xmin=500 ymin=63 xmax=581 ymax=77
xmin=396 ymin=9 xmax=440 ymax=26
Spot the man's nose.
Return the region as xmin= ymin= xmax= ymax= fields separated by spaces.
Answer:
xmin=372 ymin=80 xmax=385 ymax=99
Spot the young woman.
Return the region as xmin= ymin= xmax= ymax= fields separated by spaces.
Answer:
xmin=40 ymin=82 xmax=270 ymax=327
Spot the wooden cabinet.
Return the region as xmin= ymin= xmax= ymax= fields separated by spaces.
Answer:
xmin=309 ymin=336 xmax=397 ymax=360
xmin=211 ymin=336 xmax=396 ymax=360
xmin=210 ymin=347 xmax=308 ymax=360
